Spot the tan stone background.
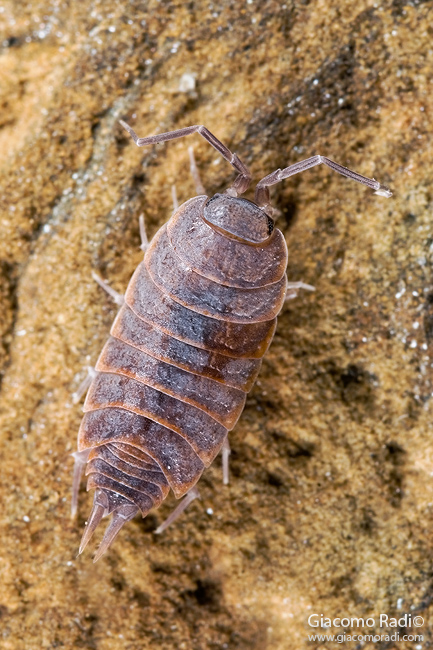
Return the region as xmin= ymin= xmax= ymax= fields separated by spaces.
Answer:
xmin=0 ymin=1 xmax=432 ymax=649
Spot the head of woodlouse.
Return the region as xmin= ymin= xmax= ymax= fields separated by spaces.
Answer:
xmin=203 ymin=194 xmax=274 ymax=244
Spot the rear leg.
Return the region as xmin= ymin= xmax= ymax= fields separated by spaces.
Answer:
xmin=154 ymin=434 xmax=232 ymax=532
xmin=72 ymin=366 xmax=97 ymax=405
xmin=285 ymin=280 xmax=315 ymax=302
xmin=91 ymin=271 xmax=125 ymax=306
xmin=222 ymin=436 xmax=231 ymax=486
xmin=153 ymin=432 xmax=231 ymax=533
xmin=154 ymin=486 xmax=201 ymax=534
xmin=71 ymin=449 xmax=90 ymax=518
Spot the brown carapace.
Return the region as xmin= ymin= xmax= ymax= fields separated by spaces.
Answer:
xmin=72 ymin=121 xmax=392 ymax=561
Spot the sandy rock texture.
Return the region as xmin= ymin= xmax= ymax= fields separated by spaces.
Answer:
xmin=0 ymin=0 xmax=432 ymax=648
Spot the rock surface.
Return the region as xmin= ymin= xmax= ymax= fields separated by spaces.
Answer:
xmin=0 ymin=1 xmax=432 ymax=648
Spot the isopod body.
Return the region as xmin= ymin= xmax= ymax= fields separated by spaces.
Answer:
xmin=73 ymin=121 xmax=391 ymax=560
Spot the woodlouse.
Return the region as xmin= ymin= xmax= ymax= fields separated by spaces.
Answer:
xmin=72 ymin=121 xmax=392 ymax=561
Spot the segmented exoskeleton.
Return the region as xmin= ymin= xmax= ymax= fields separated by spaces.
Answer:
xmin=72 ymin=121 xmax=391 ymax=561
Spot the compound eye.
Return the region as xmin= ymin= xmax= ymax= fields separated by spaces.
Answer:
xmin=266 ymin=216 xmax=274 ymax=236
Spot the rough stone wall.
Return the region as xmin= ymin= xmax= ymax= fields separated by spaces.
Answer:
xmin=0 ymin=1 xmax=432 ymax=648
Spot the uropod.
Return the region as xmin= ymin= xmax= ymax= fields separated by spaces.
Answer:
xmin=72 ymin=121 xmax=392 ymax=561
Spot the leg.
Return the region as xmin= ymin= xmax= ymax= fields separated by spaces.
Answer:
xmin=154 ymin=486 xmax=201 ymax=534
xmin=171 ymin=185 xmax=179 ymax=212
xmin=72 ymin=366 xmax=97 ymax=404
xmin=71 ymin=449 xmax=90 ymax=517
xmin=171 ymin=148 xmax=205 ymax=214
xmin=92 ymin=271 xmax=124 ymax=306
xmin=120 ymin=120 xmax=252 ymax=196
xmin=255 ymin=155 xmax=392 ymax=208
xmin=188 ymin=146 xmax=206 ymax=195
xmin=285 ymin=280 xmax=315 ymax=301
xmin=138 ymin=214 xmax=149 ymax=252
xmin=222 ymin=436 xmax=231 ymax=486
